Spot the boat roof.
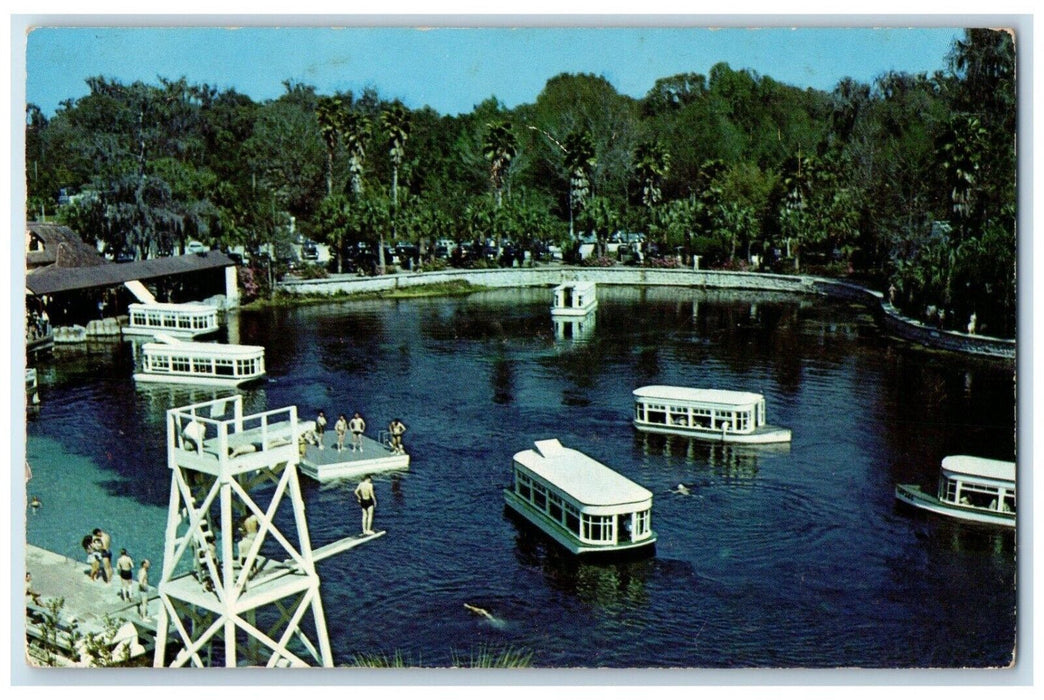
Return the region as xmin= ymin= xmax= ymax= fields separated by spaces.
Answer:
xmin=941 ymin=455 xmax=1015 ymax=482
xmin=512 ymin=439 xmax=652 ymax=506
xmin=633 ymin=385 xmax=764 ymax=406
xmin=143 ymin=339 xmax=264 ymax=356
xmin=129 ymin=302 xmax=216 ymax=312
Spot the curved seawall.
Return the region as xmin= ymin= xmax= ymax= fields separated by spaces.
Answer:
xmin=278 ymin=267 xmax=1015 ymax=361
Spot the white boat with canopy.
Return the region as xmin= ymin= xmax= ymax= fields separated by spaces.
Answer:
xmin=124 ymin=302 xmax=220 ymax=339
xmin=895 ymin=455 xmax=1015 ymax=528
xmin=632 ymin=385 xmax=791 ymax=444
xmin=551 ymin=281 xmax=597 ymax=316
xmin=134 ymin=335 xmax=265 ymax=387
xmin=504 ymin=439 xmax=656 ymax=555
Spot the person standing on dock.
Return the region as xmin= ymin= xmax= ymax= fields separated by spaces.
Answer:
xmin=354 ymin=475 xmax=377 ymax=535
xmin=316 ymin=410 xmax=328 ymax=450
xmin=116 ymin=549 xmax=135 ymax=601
xmin=348 ymin=412 xmax=366 ymax=452
xmin=335 ymin=414 xmax=349 ymax=452
xmin=82 ymin=534 xmax=102 ymax=581
xmin=137 ymin=560 xmax=151 ymax=620
xmin=93 ymin=528 xmax=113 ymax=583
xmin=388 ymin=418 xmax=407 ymax=455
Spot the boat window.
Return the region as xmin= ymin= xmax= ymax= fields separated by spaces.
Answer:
xmin=215 ymin=358 xmax=235 ymax=376
xmin=564 ymin=503 xmax=580 ymax=535
xmin=647 ymin=410 xmax=666 ymax=425
xmin=669 ymin=409 xmax=688 ymax=427
xmin=1003 ymin=494 xmax=1016 ymax=513
xmin=149 ymin=355 xmax=170 ymax=371
xmin=163 ymin=315 xmax=177 ymax=328
xmin=581 ymin=514 xmax=614 ymax=543
xmin=171 ymin=356 xmax=191 ymax=373
xmin=548 ymin=500 xmax=563 ymax=522
xmin=957 ymin=482 xmax=999 ymax=509
xmin=515 ymin=472 xmax=531 ymax=500
xmin=178 ymin=316 xmax=193 ymax=329
xmin=635 ymin=509 xmax=651 ymax=536
xmin=192 ymin=358 xmax=213 ymax=375
xmin=533 ymin=483 xmax=547 ymax=510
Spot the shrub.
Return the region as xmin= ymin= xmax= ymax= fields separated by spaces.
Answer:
xmin=580 ymin=256 xmax=615 ymax=267
xmin=644 ymin=256 xmax=681 ymax=269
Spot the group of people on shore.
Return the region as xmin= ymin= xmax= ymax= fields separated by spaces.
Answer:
xmin=308 ymin=410 xmax=408 ymax=455
xmin=80 ymin=528 xmax=151 ymax=619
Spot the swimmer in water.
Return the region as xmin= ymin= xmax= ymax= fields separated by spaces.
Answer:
xmin=670 ymin=483 xmax=691 ymax=496
xmin=464 ymin=602 xmax=509 ymax=629
xmin=29 ymin=496 xmax=41 ymax=510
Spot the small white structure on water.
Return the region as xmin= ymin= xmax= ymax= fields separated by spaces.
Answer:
xmin=133 ymin=335 xmax=266 ymax=387
xmin=154 ymin=395 xmax=383 ymax=668
xmin=504 ymin=439 xmax=656 ymax=555
xmin=124 ymin=302 xmax=220 ymax=339
xmin=551 ymin=281 xmax=598 ymax=317
xmin=632 ymin=386 xmax=792 ymax=444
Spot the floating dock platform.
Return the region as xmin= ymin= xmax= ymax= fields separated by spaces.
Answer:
xmin=298 ymin=430 xmax=410 ymax=482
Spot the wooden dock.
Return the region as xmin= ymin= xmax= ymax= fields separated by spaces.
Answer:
xmin=298 ymin=431 xmax=409 ymax=481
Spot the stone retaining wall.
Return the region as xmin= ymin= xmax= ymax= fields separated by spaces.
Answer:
xmin=278 ymin=267 xmax=1014 ymax=361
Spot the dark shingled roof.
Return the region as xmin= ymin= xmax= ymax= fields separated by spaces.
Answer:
xmin=26 ymin=222 xmax=109 ymax=269
xmin=26 ymin=249 xmax=236 ymax=295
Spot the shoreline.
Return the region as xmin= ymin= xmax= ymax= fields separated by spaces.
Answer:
xmin=273 ymin=266 xmax=1015 ymax=361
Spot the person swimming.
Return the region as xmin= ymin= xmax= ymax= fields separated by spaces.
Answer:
xmin=464 ymin=603 xmax=507 ymax=629
xmin=670 ymin=483 xmax=691 ymax=496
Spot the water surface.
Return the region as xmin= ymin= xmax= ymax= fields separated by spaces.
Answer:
xmin=24 ymin=286 xmax=1017 ymax=668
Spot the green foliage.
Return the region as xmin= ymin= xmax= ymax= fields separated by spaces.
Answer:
xmin=25 ymin=32 xmax=1016 ymax=336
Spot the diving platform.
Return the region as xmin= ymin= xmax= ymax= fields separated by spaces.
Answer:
xmin=298 ymin=427 xmax=410 ymax=482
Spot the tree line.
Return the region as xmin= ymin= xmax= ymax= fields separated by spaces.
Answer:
xmin=25 ymin=29 xmax=1015 ymax=337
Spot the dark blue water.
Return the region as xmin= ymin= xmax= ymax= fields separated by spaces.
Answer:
xmin=24 ymin=286 xmax=1017 ymax=668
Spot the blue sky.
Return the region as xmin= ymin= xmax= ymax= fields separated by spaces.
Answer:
xmin=23 ymin=24 xmax=965 ymax=117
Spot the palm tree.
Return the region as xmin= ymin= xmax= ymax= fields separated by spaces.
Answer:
xmin=315 ymin=96 xmax=343 ymax=197
xmin=563 ymin=130 xmax=596 ymax=240
xmin=633 ymin=140 xmax=670 ymax=212
xmin=341 ymin=110 xmax=371 ymax=199
xmin=482 ymin=121 xmax=518 ymax=250
xmin=482 ymin=121 xmax=518 ymax=210
xmin=381 ymin=104 xmax=411 ymax=272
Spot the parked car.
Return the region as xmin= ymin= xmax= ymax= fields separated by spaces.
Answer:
xmin=302 ymin=240 xmax=318 ymax=260
xmin=186 ymin=240 xmax=208 ymax=254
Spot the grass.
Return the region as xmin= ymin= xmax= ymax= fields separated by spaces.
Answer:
xmin=348 ymin=644 xmax=534 ymax=668
xmin=245 ymin=279 xmax=483 ymax=308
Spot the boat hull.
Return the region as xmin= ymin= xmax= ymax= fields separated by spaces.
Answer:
xmin=633 ymin=420 xmax=792 ymax=444
xmin=133 ymin=372 xmax=265 ymax=388
xmin=895 ymin=484 xmax=1015 ymax=528
xmin=550 ymin=303 xmax=598 ymax=317
xmin=123 ymin=327 xmax=219 ymax=340
xmin=503 ymin=490 xmax=656 ymax=555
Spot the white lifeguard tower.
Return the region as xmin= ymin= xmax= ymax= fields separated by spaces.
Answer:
xmin=154 ymin=395 xmax=382 ymax=667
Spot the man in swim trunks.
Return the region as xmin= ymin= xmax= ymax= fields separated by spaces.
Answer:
xmin=93 ymin=528 xmax=113 ymax=583
xmin=388 ymin=418 xmax=407 ymax=455
xmin=353 ymin=475 xmax=376 ymax=535
xmin=348 ymin=412 xmax=366 ymax=453
xmin=137 ymin=559 xmax=151 ymax=620
xmin=116 ymin=549 xmax=135 ymax=601
xmin=334 ymin=414 xmax=348 ymax=452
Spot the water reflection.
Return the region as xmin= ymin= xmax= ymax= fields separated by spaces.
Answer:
xmin=508 ymin=511 xmax=654 ymax=610
xmin=552 ymin=313 xmax=596 ymax=343
xmin=635 ymin=432 xmax=785 ymax=480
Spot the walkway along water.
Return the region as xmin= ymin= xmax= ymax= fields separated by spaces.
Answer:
xmin=278 ymin=267 xmax=1014 ymax=361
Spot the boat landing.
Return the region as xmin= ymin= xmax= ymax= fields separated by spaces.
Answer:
xmin=298 ymin=432 xmax=410 ymax=482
